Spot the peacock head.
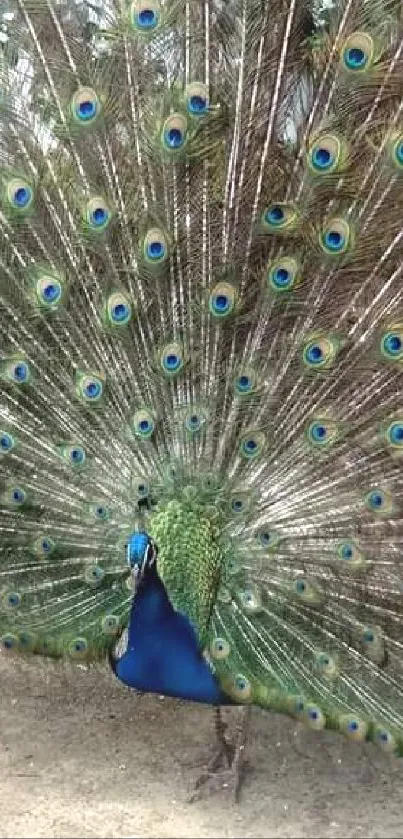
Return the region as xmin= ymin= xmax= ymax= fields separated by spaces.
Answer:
xmin=126 ymin=531 xmax=158 ymax=587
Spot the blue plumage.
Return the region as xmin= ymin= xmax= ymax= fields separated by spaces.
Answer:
xmin=111 ymin=532 xmax=230 ymax=705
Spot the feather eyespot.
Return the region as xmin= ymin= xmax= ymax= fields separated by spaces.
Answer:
xmin=365 ymin=488 xmax=393 ymax=515
xmin=159 ymin=341 xmax=185 ymax=377
xmin=130 ymin=1 xmax=161 ymax=32
xmin=71 ymin=87 xmax=101 ymax=124
xmin=306 ymin=419 xmax=339 ymax=448
xmin=186 ymin=83 xmax=209 ymax=116
xmin=76 ymin=372 xmax=104 ymax=404
xmin=85 ymin=197 xmax=112 ymax=232
xmin=210 ymin=637 xmax=230 ymax=660
xmin=320 ymin=218 xmax=352 ymax=255
xmin=380 ymin=327 xmax=403 ymax=361
xmin=0 ymin=432 xmax=15 ymax=453
xmin=239 ymin=431 xmax=265 ymax=460
xmin=262 ymin=203 xmax=298 ymax=233
xmin=6 ymin=177 xmax=34 ymax=213
xmin=101 ymin=614 xmax=120 ymax=636
xmin=307 ymin=134 xmax=345 ymax=175
xmin=68 ymin=637 xmax=89 ymax=659
xmin=132 ymin=409 xmax=155 ymax=439
xmin=341 ymin=32 xmax=375 ymax=73
xmin=85 ymin=564 xmax=105 ymax=587
xmin=209 ymin=282 xmax=237 ymax=318
xmin=105 ymin=292 xmax=132 ymax=327
xmin=162 ymin=114 xmax=188 ymax=151
xmin=267 ymin=256 xmax=300 ymax=292
xmin=36 ymin=275 xmax=63 ymax=307
xmin=143 ymin=228 xmax=169 ymax=264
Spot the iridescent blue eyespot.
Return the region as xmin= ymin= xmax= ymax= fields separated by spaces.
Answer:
xmin=71 ymin=88 xmax=100 ymax=125
xmin=160 ymin=342 xmax=185 ymax=377
xmin=262 ymin=203 xmax=297 ymax=233
xmin=341 ymin=32 xmax=374 ymax=73
xmin=162 ymin=115 xmax=188 ymax=152
xmin=132 ymin=409 xmax=155 ymax=439
xmin=143 ymin=228 xmax=169 ymax=265
xmin=239 ymin=431 xmax=265 ymax=460
xmin=1 ymin=633 xmax=18 ymax=651
xmin=295 ymin=579 xmax=306 ymax=594
xmin=71 ymin=447 xmax=85 ymax=464
xmin=131 ymin=1 xmax=161 ymax=31
xmin=368 ymin=491 xmax=383 ymax=509
xmin=186 ymin=83 xmax=209 ymax=116
xmin=209 ymin=282 xmax=237 ymax=318
xmin=85 ymin=564 xmax=105 ymax=586
xmin=105 ymin=292 xmax=132 ymax=327
xmin=185 ymin=412 xmax=204 ymax=434
xmin=231 ymin=498 xmax=244 ymax=513
xmin=85 ymin=197 xmax=112 ymax=233
xmin=267 ymin=206 xmax=284 ymax=225
xmin=3 ymin=591 xmax=21 ymax=609
xmin=346 ymin=47 xmax=365 ymax=68
xmin=10 ymin=486 xmax=26 ymax=506
xmin=6 ymin=177 xmax=34 ymax=213
xmin=76 ymin=372 xmax=104 ymax=404
xmin=0 ymin=432 xmax=14 ymax=453
xmin=386 ymin=421 xmax=403 ymax=446
xmin=380 ymin=329 xmax=403 ymax=360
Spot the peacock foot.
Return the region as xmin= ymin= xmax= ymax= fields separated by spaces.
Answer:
xmin=188 ymin=706 xmax=251 ymax=803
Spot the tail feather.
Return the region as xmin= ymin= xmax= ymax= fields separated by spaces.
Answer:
xmin=0 ymin=0 xmax=403 ymax=756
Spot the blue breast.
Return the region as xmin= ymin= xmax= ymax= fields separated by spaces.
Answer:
xmin=112 ymin=568 xmax=230 ymax=705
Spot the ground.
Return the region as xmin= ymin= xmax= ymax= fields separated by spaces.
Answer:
xmin=1 ymin=654 xmax=402 ymax=839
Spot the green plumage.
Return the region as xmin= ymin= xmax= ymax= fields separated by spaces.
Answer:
xmin=1 ymin=0 xmax=403 ymax=761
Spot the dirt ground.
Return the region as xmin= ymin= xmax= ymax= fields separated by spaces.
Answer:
xmin=1 ymin=654 xmax=402 ymax=839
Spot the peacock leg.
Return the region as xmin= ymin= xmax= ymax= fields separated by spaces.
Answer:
xmin=188 ymin=706 xmax=251 ymax=803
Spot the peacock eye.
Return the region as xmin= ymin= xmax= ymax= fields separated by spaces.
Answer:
xmin=130 ymin=1 xmax=161 ymax=32
xmin=36 ymin=275 xmax=63 ymax=307
xmin=101 ymin=614 xmax=120 ymax=635
xmin=302 ymin=334 xmax=339 ymax=371
xmin=105 ymin=292 xmax=132 ymax=327
xmin=320 ymin=218 xmax=352 ymax=255
xmin=262 ymin=202 xmax=298 ymax=233
xmin=132 ymin=409 xmax=155 ymax=439
xmin=239 ymin=431 xmax=265 ymax=460
xmin=209 ymin=281 xmax=237 ymax=318
xmin=3 ymin=591 xmax=22 ymax=609
xmin=68 ymin=637 xmax=89 ymax=658
xmin=5 ymin=177 xmax=34 ymax=213
xmin=85 ymin=564 xmax=105 ymax=586
xmin=1 ymin=633 xmax=19 ymax=652
xmin=210 ymin=637 xmax=230 ymax=660
xmin=76 ymin=372 xmax=104 ymax=404
xmin=162 ymin=114 xmax=188 ymax=152
xmin=267 ymin=256 xmax=300 ymax=293
xmin=160 ymin=342 xmax=185 ymax=377
xmin=0 ymin=432 xmax=15 ymax=453
xmin=4 ymin=357 xmax=31 ymax=384
xmin=143 ymin=228 xmax=169 ymax=264
xmin=85 ymin=197 xmax=112 ymax=233
xmin=341 ymin=32 xmax=375 ymax=73
xmin=307 ymin=134 xmax=344 ymax=175
xmin=380 ymin=329 xmax=403 ymax=360
xmin=9 ymin=486 xmax=26 ymax=506
xmin=365 ymin=488 xmax=394 ymax=516
xmin=71 ymin=87 xmax=101 ymax=124
xmin=185 ymin=83 xmax=209 ymax=116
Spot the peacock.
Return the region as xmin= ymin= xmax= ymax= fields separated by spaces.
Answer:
xmin=1 ymin=0 xmax=403 ymax=803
